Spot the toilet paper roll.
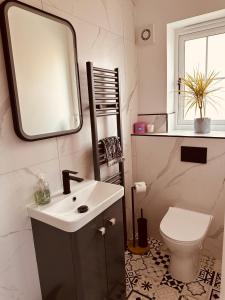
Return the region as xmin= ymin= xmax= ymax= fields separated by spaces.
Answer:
xmin=134 ymin=182 xmax=147 ymax=193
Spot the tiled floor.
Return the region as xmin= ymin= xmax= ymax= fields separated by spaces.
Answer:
xmin=125 ymin=238 xmax=221 ymax=300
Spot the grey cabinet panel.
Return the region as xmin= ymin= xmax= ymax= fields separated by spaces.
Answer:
xmin=104 ymin=200 xmax=126 ymax=299
xmin=72 ymin=214 xmax=108 ymax=300
xmin=31 ymin=219 xmax=76 ymax=300
xmin=31 ymin=199 xmax=125 ymax=300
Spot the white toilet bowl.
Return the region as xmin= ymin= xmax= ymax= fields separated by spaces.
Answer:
xmin=160 ymin=207 xmax=213 ymax=283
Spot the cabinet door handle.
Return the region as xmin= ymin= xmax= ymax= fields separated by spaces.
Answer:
xmin=108 ymin=218 xmax=116 ymax=226
xmin=98 ymin=227 xmax=106 ymax=236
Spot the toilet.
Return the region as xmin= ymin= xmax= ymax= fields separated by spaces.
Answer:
xmin=160 ymin=207 xmax=213 ymax=283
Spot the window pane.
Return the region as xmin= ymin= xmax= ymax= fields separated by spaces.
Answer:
xmin=208 ymin=33 xmax=225 ymax=77
xmin=184 ymin=79 xmax=225 ymax=120
xmin=206 ymin=79 xmax=225 ymax=120
xmin=185 ymin=37 xmax=206 ymax=74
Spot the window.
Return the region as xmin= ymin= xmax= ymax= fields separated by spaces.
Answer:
xmin=176 ymin=20 xmax=225 ymax=130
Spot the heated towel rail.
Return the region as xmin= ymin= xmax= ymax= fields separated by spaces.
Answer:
xmin=86 ymin=61 xmax=127 ymax=245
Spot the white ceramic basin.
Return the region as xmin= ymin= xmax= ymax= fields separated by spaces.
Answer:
xmin=27 ymin=180 xmax=124 ymax=232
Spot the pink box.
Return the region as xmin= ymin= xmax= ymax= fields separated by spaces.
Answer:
xmin=133 ymin=122 xmax=146 ymax=134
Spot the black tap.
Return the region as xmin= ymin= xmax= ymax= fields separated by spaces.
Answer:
xmin=62 ymin=170 xmax=84 ymax=194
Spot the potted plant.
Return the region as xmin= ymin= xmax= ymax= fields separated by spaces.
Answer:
xmin=178 ymin=71 xmax=221 ymax=134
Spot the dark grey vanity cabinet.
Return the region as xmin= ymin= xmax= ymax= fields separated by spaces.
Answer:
xmin=31 ymin=199 xmax=125 ymax=300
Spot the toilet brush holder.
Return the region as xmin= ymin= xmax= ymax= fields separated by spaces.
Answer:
xmin=127 ymin=186 xmax=150 ymax=255
xmin=138 ymin=209 xmax=148 ymax=248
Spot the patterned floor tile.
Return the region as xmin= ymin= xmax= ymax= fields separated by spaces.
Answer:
xmin=213 ymin=273 xmax=221 ymax=291
xmin=154 ymin=285 xmax=179 ymax=300
xmin=152 ymin=251 xmax=170 ymax=269
xmin=182 ymin=281 xmax=211 ymax=300
xmin=200 ymin=255 xmax=216 ymax=271
xmin=125 ymin=238 xmax=221 ymax=300
xmin=160 ymin=271 xmax=185 ymax=293
xmin=214 ymin=260 xmax=222 ymax=273
xmin=126 ymin=274 xmax=133 ymax=296
xmin=186 ymin=281 xmax=207 ymax=296
xmin=125 ymin=251 xmax=133 ymax=264
xmin=127 ymin=270 xmax=142 ymax=286
xmin=142 ymin=250 xmax=154 ymax=259
xmin=209 ymin=289 xmax=220 ymax=299
xmin=131 ymin=270 xmax=158 ymax=299
xmin=149 ymin=238 xmax=162 ymax=251
xmin=126 ymin=256 xmax=147 ymax=273
xmin=144 ymin=262 xmax=167 ymax=284
xmin=177 ymin=296 xmax=196 ymax=300
xmin=127 ymin=290 xmax=153 ymax=299
xmin=198 ymin=268 xmax=215 ymax=286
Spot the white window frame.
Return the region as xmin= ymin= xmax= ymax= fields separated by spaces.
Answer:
xmin=175 ymin=18 xmax=225 ymax=131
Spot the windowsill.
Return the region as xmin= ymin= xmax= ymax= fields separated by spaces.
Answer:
xmin=131 ymin=130 xmax=225 ymax=139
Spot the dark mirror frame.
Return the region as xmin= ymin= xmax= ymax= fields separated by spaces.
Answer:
xmin=0 ymin=0 xmax=83 ymax=141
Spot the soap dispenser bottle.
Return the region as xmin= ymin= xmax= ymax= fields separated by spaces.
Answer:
xmin=34 ymin=174 xmax=51 ymax=205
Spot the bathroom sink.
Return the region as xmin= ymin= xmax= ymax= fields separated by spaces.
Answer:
xmin=27 ymin=180 xmax=124 ymax=232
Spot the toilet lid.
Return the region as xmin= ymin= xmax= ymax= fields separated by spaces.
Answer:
xmin=160 ymin=207 xmax=213 ymax=242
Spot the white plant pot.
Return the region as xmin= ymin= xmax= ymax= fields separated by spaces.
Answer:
xmin=194 ymin=118 xmax=211 ymax=134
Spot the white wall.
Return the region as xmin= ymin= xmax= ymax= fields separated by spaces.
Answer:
xmin=135 ymin=0 xmax=225 ymax=114
xmin=0 ymin=0 xmax=138 ymax=299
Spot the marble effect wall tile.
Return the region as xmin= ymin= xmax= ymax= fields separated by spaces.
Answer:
xmin=59 ymin=149 xmax=94 ymax=180
xmin=0 ymin=159 xmax=61 ymax=300
xmin=138 ymin=115 xmax=167 ymax=133
xmin=20 ymin=0 xmax=43 ymax=8
xmin=0 ymin=230 xmax=42 ymax=300
xmin=122 ymin=39 xmax=138 ymax=139
xmin=132 ymin=136 xmax=225 ymax=259
xmin=0 ymin=0 xmax=42 ymax=8
xmin=122 ymin=0 xmax=136 ymax=42
xmin=42 ymin=0 xmax=124 ymax=36
xmin=0 ymin=108 xmax=59 ymax=175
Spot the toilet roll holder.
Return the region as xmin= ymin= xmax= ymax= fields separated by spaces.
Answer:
xmin=128 ymin=184 xmax=150 ymax=255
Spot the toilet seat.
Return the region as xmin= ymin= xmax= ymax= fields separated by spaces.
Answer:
xmin=160 ymin=207 xmax=213 ymax=243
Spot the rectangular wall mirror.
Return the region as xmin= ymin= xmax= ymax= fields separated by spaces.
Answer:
xmin=0 ymin=0 xmax=82 ymax=141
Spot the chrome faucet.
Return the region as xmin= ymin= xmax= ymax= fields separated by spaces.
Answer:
xmin=62 ymin=170 xmax=84 ymax=194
